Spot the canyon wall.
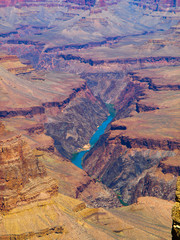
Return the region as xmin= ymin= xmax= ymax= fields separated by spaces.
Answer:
xmin=83 ymin=66 xmax=180 ymax=204
xmin=0 ymin=123 xmax=58 ymax=212
xmin=0 ymin=54 xmax=108 ymax=158
xmin=172 ymin=177 xmax=180 ymax=239
xmin=131 ymin=0 xmax=180 ymax=9
xmin=0 ymin=55 xmax=121 ymax=209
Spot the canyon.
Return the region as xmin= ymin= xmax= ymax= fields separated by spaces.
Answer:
xmin=0 ymin=0 xmax=179 ymax=239
xmin=83 ymin=65 xmax=180 ymax=204
xmin=172 ymin=176 xmax=180 ymax=239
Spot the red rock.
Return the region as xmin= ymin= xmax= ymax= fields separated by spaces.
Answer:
xmin=0 ymin=123 xmax=58 ymax=212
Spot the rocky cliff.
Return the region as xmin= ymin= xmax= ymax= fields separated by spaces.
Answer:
xmin=38 ymin=150 xmax=121 ymax=208
xmin=83 ymin=66 xmax=180 ymax=204
xmin=172 ymin=176 xmax=180 ymax=240
xmin=0 ymin=55 xmax=121 ymax=209
xmin=0 ymin=128 xmax=174 ymax=240
xmin=0 ymin=123 xmax=174 ymax=240
xmin=0 ymin=123 xmax=58 ymax=212
xmin=0 ymin=55 xmax=108 ymax=158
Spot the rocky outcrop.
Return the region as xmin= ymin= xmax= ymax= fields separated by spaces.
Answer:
xmin=172 ymin=177 xmax=180 ymax=240
xmin=0 ymin=125 xmax=58 ymax=212
xmin=39 ymin=53 xmax=180 ymax=73
xmin=0 ymin=54 xmax=33 ymax=75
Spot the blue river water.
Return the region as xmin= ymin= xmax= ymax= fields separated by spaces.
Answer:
xmin=71 ymin=115 xmax=113 ymax=169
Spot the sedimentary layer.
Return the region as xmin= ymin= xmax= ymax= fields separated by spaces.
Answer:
xmin=0 ymin=123 xmax=58 ymax=212
xmin=37 ymin=150 xmax=121 ymax=209
xmin=83 ymin=66 xmax=180 ymax=204
xmin=0 ymin=193 xmax=174 ymax=240
xmin=0 ymin=55 xmax=108 ymax=158
xmin=172 ymin=176 xmax=180 ymax=240
xmin=0 ymin=55 xmax=120 ymax=208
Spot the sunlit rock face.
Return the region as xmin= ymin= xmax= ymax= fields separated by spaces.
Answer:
xmin=172 ymin=177 xmax=180 ymax=240
xmin=0 ymin=123 xmax=58 ymax=212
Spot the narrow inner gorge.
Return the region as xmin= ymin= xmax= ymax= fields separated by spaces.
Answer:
xmin=72 ymin=113 xmax=114 ymax=168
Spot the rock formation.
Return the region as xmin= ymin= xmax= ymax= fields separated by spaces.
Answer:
xmin=0 ymin=122 xmax=174 ymax=239
xmin=0 ymin=55 xmax=121 ymax=209
xmin=38 ymin=150 xmax=121 ymax=208
xmin=0 ymin=123 xmax=58 ymax=212
xmin=0 ymin=54 xmax=108 ymax=158
xmin=0 ymin=1 xmax=179 ymax=239
xmin=83 ymin=66 xmax=180 ymax=204
xmin=172 ymin=176 xmax=180 ymax=240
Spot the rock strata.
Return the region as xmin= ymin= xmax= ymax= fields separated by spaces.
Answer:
xmin=172 ymin=176 xmax=180 ymax=240
xmin=83 ymin=66 xmax=180 ymax=204
xmin=0 ymin=124 xmax=58 ymax=212
xmin=0 ymin=55 xmax=108 ymax=158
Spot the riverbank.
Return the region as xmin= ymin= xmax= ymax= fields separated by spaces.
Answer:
xmin=71 ymin=114 xmax=114 ymax=169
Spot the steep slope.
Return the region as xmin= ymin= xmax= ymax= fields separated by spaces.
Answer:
xmin=0 ymin=56 xmax=121 ymax=208
xmin=0 ymin=55 xmax=108 ymax=158
xmin=37 ymin=150 xmax=121 ymax=208
xmin=0 ymin=122 xmax=58 ymax=212
xmin=172 ymin=176 xmax=180 ymax=240
xmin=0 ymin=122 xmax=174 ymax=240
xmin=83 ymin=65 xmax=180 ymax=204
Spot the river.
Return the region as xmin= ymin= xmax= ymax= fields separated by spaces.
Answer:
xmin=71 ymin=114 xmax=113 ymax=169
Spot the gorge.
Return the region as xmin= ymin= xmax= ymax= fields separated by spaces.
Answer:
xmin=72 ymin=112 xmax=114 ymax=169
xmin=0 ymin=0 xmax=179 ymax=239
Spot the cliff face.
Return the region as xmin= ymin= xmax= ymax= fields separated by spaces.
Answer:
xmin=172 ymin=177 xmax=180 ymax=240
xmin=0 ymin=123 xmax=174 ymax=240
xmin=83 ymin=66 xmax=180 ymax=204
xmin=39 ymin=151 xmax=121 ymax=208
xmin=0 ymin=124 xmax=58 ymax=212
xmin=0 ymin=55 xmax=108 ymax=158
xmin=0 ymin=55 xmax=121 ymax=209
xmin=45 ymin=85 xmax=108 ymax=159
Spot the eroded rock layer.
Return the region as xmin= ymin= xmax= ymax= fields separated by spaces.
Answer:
xmin=83 ymin=66 xmax=180 ymax=204
xmin=0 ymin=56 xmax=120 ymax=209
xmin=0 ymin=123 xmax=58 ymax=212
xmin=172 ymin=176 xmax=180 ymax=240
xmin=38 ymin=150 xmax=121 ymax=208
xmin=0 ymin=55 xmax=108 ymax=158
xmin=0 ymin=193 xmax=174 ymax=240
